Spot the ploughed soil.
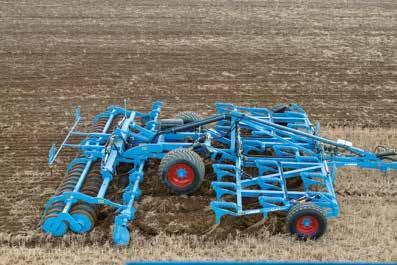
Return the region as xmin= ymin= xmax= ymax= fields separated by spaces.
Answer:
xmin=0 ymin=0 xmax=396 ymax=262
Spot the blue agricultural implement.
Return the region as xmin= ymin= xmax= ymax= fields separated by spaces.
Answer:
xmin=41 ymin=101 xmax=397 ymax=245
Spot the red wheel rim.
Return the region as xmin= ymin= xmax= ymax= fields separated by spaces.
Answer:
xmin=296 ymin=215 xmax=319 ymax=235
xmin=167 ymin=163 xmax=195 ymax=188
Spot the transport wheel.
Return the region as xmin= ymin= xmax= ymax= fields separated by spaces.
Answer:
xmin=271 ymin=104 xmax=290 ymax=126
xmin=271 ymin=104 xmax=290 ymax=113
xmin=286 ymin=203 xmax=327 ymax=240
xmin=175 ymin=111 xmax=202 ymax=124
xmin=159 ymin=148 xmax=205 ymax=194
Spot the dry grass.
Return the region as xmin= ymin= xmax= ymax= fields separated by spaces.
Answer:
xmin=0 ymin=127 xmax=396 ymax=264
xmin=0 ymin=0 xmax=396 ymax=262
xmin=0 ymin=197 xmax=396 ymax=265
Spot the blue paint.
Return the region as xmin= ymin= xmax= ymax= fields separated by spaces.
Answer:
xmin=41 ymin=101 xmax=397 ymax=246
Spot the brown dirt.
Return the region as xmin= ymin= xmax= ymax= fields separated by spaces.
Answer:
xmin=0 ymin=0 xmax=396 ymax=263
xmin=0 ymin=128 xmax=395 ymax=263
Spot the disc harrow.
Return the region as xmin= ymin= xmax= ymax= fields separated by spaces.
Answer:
xmin=41 ymin=101 xmax=396 ymax=245
xmin=69 ymin=161 xmax=102 ymax=233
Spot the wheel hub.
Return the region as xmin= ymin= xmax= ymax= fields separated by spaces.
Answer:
xmin=167 ymin=163 xmax=195 ymax=188
xmin=296 ymin=215 xmax=319 ymax=234
xmin=176 ymin=168 xmax=187 ymax=178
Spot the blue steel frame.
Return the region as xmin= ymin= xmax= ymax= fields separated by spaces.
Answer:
xmin=42 ymin=101 xmax=396 ymax=246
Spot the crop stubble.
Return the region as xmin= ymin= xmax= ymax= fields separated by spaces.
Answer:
xmin=0 ymin=0 xmax=396 ymax=263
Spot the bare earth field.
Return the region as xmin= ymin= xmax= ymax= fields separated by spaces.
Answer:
xmin=0 ymin=0 xmax=396 ymax=264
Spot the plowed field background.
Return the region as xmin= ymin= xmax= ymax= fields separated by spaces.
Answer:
xmin=0 ymin=0 xmax=396 ymax=264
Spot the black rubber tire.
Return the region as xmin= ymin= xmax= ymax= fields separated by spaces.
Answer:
xmin=271 ymin=104 xmax=290 ymax=113
xmin=175 ymin=111 xmax=202 ymax=124
xmin=271 ymin=104 xmax=290 ymax=126
xmin=159 ymin=148 xmax=205 ymax=194
xmin=286 ymin=203 xmax=327 ymax=240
